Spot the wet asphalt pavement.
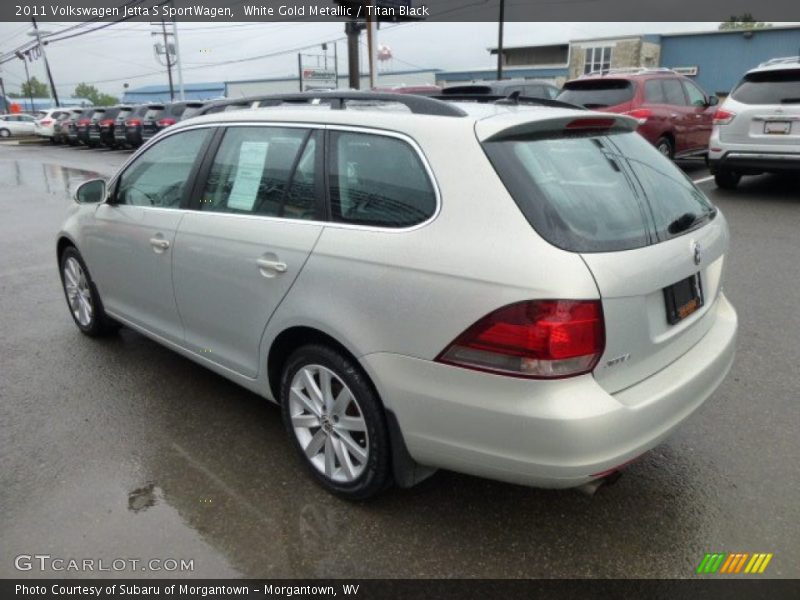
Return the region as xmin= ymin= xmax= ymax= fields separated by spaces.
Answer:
xmin=0 ymin=142 xmax=798 ymax=579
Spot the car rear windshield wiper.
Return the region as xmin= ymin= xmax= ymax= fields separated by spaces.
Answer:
xmin=780 ymin=98 xmax=800 ymax=104
xmin=667 ymin=209 xmax=716 ymax=236
xmin=583 ymin=103 xmax=610 ymax=108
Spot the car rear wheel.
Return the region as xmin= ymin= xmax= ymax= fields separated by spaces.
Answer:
xmin=59 ymin=247 xmax=119 ymax=337
xmin=655 ymin=136 xmax=674 ymax=160
xmin=280 ymin=344 xmax=392 ymax=500
xmin=714 ymin=170 xmax=741 ymax=190
xmin=0 ymin=128 xmax=10 ymax=138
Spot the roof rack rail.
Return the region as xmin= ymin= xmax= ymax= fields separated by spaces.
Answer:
xmin=432 ymin=92 xmax=585 ymax=111
xmin=758 ymin=56 xmax=800 ymax=67
xmin=582 ymin=67 xmax=677 ymax=78
xmin=201 ymin=91 xmax=468 ymax=118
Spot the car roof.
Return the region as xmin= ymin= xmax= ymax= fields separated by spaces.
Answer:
xmin=747 ymin=56 xmax=800 ymax=74
xmin=171 ymin=98 xmax=634 ymax=143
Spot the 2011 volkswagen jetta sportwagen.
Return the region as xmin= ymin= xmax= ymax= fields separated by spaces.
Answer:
xmin=56 ymin=92 xmax=737 ymax=500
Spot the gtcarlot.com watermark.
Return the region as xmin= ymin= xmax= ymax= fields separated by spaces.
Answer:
xmin=14 ymin=554 xmax=194 ymax=573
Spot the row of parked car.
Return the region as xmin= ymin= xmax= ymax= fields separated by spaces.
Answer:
xmin=29 ymin=101 xmax=208 ymax=149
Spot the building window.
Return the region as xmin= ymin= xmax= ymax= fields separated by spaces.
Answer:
xmin=584 ymin=47 xmax=612 ymax=75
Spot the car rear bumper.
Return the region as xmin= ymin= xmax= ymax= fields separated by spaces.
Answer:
xmin=361 ymin=292 xmax=737 ymax=489
xmin=709 ymin=151 xmax=800 ymax=173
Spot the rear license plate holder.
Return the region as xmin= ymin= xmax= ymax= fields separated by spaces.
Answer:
xmin=664 ymin=273 xmax=704 ymax=325
xmin=764 ymin=121 xmax=791 ymax=135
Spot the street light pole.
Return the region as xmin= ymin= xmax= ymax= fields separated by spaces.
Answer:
xmin=161 ymin=19 xmax=175 ymax=101
xmin=15 ymin=51 xmax=35 ymax=111
xmin=169 ymin=1 xmax=185 ymax=101
xmin=31 ymin=18 xmax=60 ymax=106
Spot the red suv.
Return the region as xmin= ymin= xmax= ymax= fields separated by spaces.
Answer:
xmin=558 ymin=68 xmax=719 ymax=159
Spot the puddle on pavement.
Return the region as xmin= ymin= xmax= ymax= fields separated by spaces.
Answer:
xmin=128 ymin=483 xmax=159 ymax=513
xmin=0 ymin=161 xmax=102 ymax=199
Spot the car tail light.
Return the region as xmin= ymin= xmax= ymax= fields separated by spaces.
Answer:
xmin=565 ymin=117 xmax=616 ymax=130
xmin=435 ymin=300 xmax=605 ymax=379
xmin=126 ymin=119 xmax=142 ymax=127
xmin=158 ymin=118 xmax=177 ymax=127
xmin=712 ymin=109 xmax=736 ymax=125
xmin=624 ymin=108 xmax=652 ymax=124
xmin=77 ymin=118 xmax=90 ymax=126
xmin=100 ymin=119 xmax=114 ymax=127
xmin=40 ymin=119 xmax=53 ymax=126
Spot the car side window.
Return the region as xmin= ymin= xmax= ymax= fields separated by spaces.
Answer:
xmin=328 ymin=131 xmax=436 ymax=228
xmin=200 ymin=126 xmax=317 ymax=219
xmin=644 ymin=80 xmax=666 ymax=103
xmin=682 ymin=81 xmax=707 ymax=107
xmin=524 ymin=85 xmax=544 ymax=98
xmin=662 ymin=79 xmax=687 ymax=106
xmin=115 ymin=128 xmax=210 ymax=208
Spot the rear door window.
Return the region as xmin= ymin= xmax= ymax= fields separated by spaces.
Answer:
xmin=683 ymin=81 xmax=707 ymax=107
xmin=328 ymin=131 xmax=436 ymax=228
xmin=557 ymin=80 xmax=634 ymax=108
xmin=482 ymin=131 xmax=715 ymax=253
xmin=731 ymin=69 xmax=800 ymax=104
xmin=200 ymin=126 xmax=318 ymax=219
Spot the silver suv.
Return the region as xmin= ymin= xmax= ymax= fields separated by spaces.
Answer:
xmin=709 ymin=57 xmax=800 ymax=189
xmin=57 ymin=92 xmax=737 ymax=499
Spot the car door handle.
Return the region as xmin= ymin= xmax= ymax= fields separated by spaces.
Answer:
xmin=149 ymin=238 xmax=170 ymax=250
xmin=256 ymin=257 xmax=287 ymax=274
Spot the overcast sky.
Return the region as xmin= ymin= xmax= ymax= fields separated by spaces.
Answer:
xmin=0 ymin=21 xmax=770 ymax=97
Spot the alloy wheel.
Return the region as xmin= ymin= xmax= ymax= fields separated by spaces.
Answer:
xmin=288 ymin=365 xmax=369 ymax=483
xmin=63 ymin=256 xmax=94 ymax=327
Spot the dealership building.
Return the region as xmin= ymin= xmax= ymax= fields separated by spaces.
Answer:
xmin=436 ymin=24 xmax=800 ymax=95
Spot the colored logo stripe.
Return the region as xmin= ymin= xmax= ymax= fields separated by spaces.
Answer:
xmin=697 ymin=553 xmax=773 ymax=574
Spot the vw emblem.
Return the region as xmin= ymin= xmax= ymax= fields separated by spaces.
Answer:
xmin=692 ymin=241 xmax=702 ymax=266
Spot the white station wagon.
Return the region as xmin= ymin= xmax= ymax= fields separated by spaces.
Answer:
xmin=57 ymin=92 xmax=737 ymax=499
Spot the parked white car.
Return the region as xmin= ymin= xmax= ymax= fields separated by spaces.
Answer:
xmin=0 ymin=113 xmax=36 ymax=137
xmin=709 ymin=56 xmax=800 ymax=188
xmin=34 ymin=107 xmax=81 ymax=140
xmin=56 ymin=92 xmax=737 ymax=499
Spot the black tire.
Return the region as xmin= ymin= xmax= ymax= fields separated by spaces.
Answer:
xmin=280 ymin=344 xmax=392 ymax=500
xmin=714 ymin=170 xmax=741 ymax=190
xmin=655 ymin=136 xmax=674 ymax=160
xmin=59 ymin=246 xmax=119 ymax=337
xmin=0 ymin=128 xmax=11 ymax=139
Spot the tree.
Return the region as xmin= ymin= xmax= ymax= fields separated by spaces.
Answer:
xmin=20 ymin=76 xmax=49 ymax=98
xmin=719 ymin=14 xmax=772 ymax=30
xmin=73 ymin=82 xmax=119 ymax=106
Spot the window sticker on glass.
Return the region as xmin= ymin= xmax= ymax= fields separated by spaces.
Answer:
xmin=227 ymin=141 xmax=269 ymax=211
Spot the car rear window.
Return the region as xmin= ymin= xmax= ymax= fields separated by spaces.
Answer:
xmin=144 ymin=107 xmax=165 ymax=120
xmin=731 ymin=69 xmax=800 ymax=104
xmin=557 ymin=80 xmax=635 ymax=108
xmin=442 ymin=85 xmax=494 ymax=95
xmin=482 ymin=131 xmax=716 ymax=253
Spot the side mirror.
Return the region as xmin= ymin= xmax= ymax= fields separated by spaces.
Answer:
xmin=75 ymin=179 xmax=107 ymax=204
xmin=707 ymin=96 xmax=719 ymax=107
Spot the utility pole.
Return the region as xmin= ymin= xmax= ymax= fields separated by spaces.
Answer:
xmin=366 ymin=14 xmax=377 ymax=89
xmin=345 ymin=21 xmax=363 ymax=89
xmin=333 ymin=42 xmax=339 ymax=89
xmin=169 ymin=2 xmax=185 ymax=101
xmin=15 ymin=51 xmax=35 ymax=111
xmin=496 ymin=0 xmax=505 ymax=80
xmin=161 ymin=20 xmax=175 ymax=101
xmin=31 ymin=18 xmax=59 ymax=106
xmin=0 ymin=75 xmax=8 ymax=113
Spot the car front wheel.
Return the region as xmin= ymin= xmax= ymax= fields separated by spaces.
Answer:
xmin=280 ymin=344 xmax=392 ymax=500
xmin=0 ymin=128 xmax=11 ymax=138
xmin=59 ymin=247 xmax=119 ymax=337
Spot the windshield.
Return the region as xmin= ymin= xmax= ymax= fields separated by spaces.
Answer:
xmin=482 ymin=131 xmax=716 ymax=253
xmin=731 ymin=69 xmax=800 ymax=104
xmin=557 ymin=80 xmax=634 ymax=108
